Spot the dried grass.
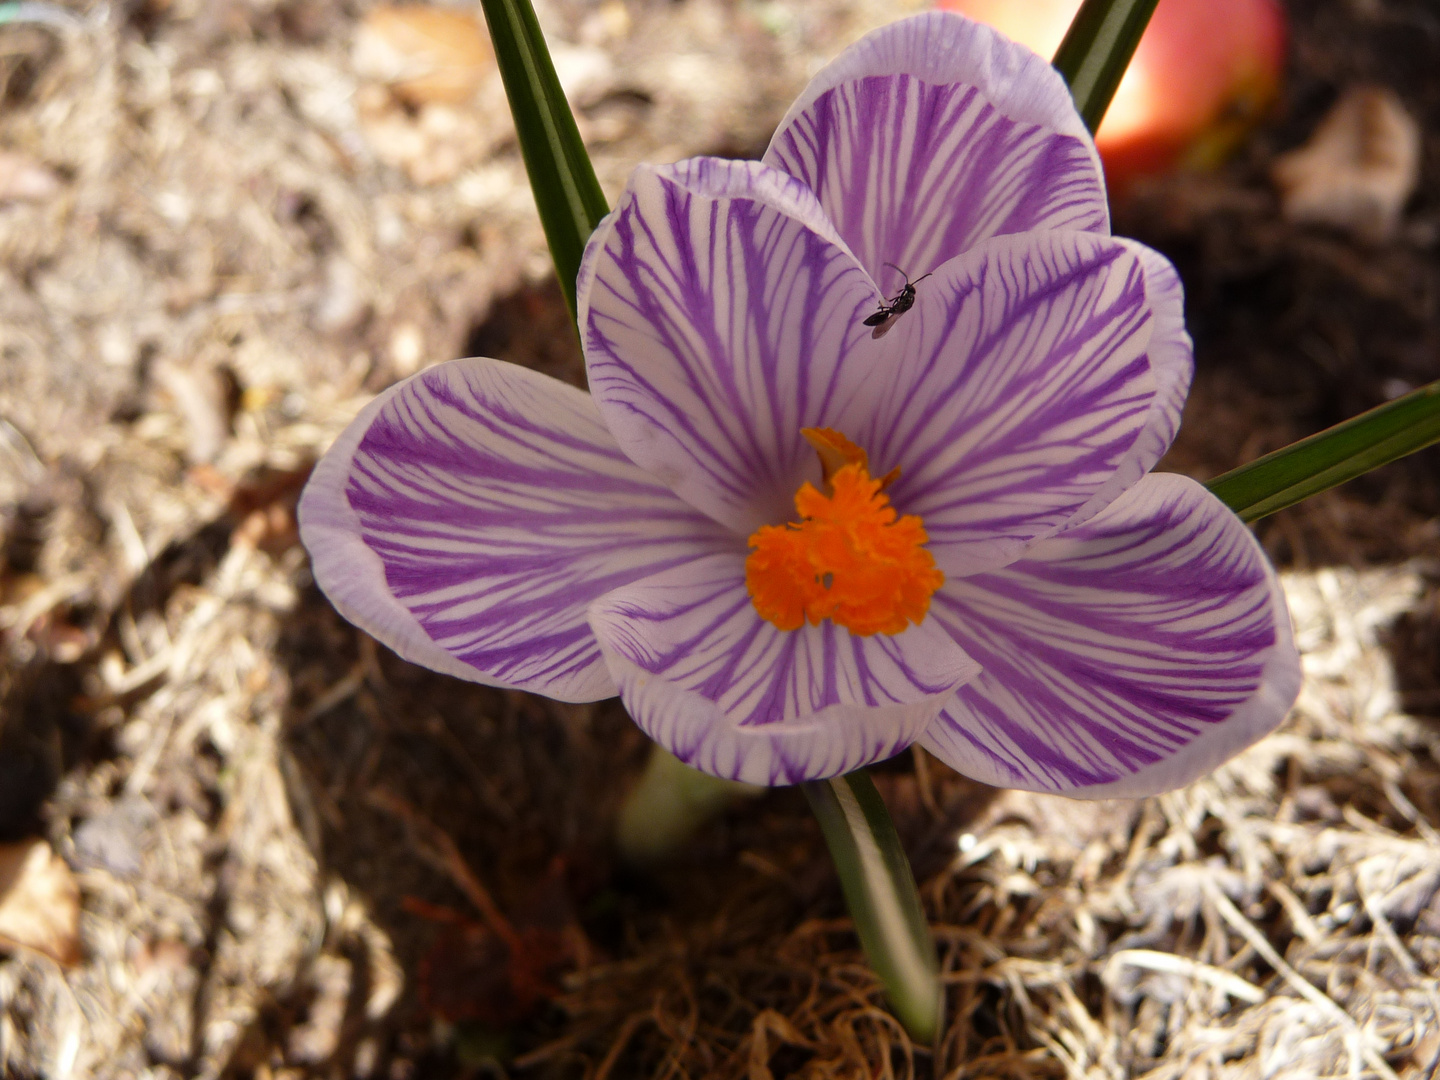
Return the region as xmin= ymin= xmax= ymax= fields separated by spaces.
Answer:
xmin=0 ymin=0 xmax=1437 ymax=1077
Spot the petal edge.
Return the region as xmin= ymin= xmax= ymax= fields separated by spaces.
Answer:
xmin=1059 ymin=240 xmax=1194 ymax=531
xmin=299 ymin=358 xmax=732 ymax=702
xmin=590 ymin=552 xmax=979 ymax=784
xmin=764 ymin=11 xmax=1109 ymax=279
xmin=920 ymin=473 xmax=1300 ymax=797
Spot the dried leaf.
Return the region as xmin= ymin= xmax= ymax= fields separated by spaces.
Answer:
xmin=0 ymin=838 xmax=81 ymax=966
xmin=1273 ymin=86 xmax=1421 ymax=242
xmin=354 ymin=5 xmax=494 ymax=107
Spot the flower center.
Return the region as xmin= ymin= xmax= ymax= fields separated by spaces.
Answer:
xmin=745 ymin=428 xmax=943 ymax=636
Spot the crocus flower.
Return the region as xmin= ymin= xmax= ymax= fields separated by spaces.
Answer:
xmin=299 ymin=12 xmax=1300 ymax=794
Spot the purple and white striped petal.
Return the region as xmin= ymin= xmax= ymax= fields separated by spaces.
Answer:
xmin=919 ymin=474 xmax=1300 ymax=798
xmin=846 ymin=230 xmax=1159 ymax=578
xmin=1060 ymin=241 xmax=1194 ymax=530
xmin=578 ymin=157 xmax=884 ymax=535
xmin=297 ymin=357 xmax=733 ymax=702
xmin=588 ymin=553 xmax=979 ymax=784
xmin=764 ymin=11 xmax=1108 ymax=286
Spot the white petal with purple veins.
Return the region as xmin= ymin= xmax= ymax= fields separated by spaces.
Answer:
xmin=845 ymin=230 xmax=1158 ymax=577
xmin=919 ymin=474 xmax=1300 ymax=797
xmin=1060 ymin=241 xmax=1194 ymax=530
xmin=588 ymin=553 xmax=979 ymax=784
xmin=765 ymin=12 xmax=1107 ymax=283
xmin=579 ymin=157 xmax=884 ymax=535
xmin=298 ymin=357 xmax=733 ymax=702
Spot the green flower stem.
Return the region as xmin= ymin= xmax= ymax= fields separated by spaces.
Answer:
xmin=802 ymin=771 xmax=942 ymax=1046
xmin=1207 ymin=379 xmax=1440 ymax=522
xmin=1052 ymin=0 xmax=1162 ymax=132
xmin=477 ymin=0 xmax=609 ymax=319
xmin=616 ymin=747 xmax=761 ymax=864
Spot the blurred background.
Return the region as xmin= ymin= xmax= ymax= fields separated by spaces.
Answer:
xmin=0 ymin=0 xmax=1438 ymax=1076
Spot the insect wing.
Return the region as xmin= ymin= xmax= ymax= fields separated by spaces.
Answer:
xmin=869 ymin=314 xmax=897 ymax=339
xmin=862 ymin=308 xmax=889 ymax=327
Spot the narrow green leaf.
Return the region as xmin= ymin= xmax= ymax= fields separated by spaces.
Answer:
xmin=1051 ymin=0 xmax=1161 ymax=132
xmin=477 ymin=0 xmax=609 ymax=319
xmin=1206 ymin=379 xmax=1440 ymax=523
xmin=802 ymin=771 xmax=942 ymax=1045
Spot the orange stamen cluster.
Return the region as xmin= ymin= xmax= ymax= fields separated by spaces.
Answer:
xmin=745 ymin=429 xmax=943 ymax=637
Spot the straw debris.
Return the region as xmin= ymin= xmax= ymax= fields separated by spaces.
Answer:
xmin=0 ymin=0 xmax=1438 ymax=1076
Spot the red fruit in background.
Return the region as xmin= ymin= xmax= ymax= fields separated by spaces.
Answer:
xmin=937 ymin=0 xmax=1287 ymax=192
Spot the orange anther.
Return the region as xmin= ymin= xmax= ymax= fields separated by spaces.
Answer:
xmin=746 ymin=443 xmax=942 ymax=637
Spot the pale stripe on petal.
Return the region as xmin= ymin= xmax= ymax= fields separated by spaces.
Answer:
xmin=298 ymin=357 xmax=733 ymax=702
xmin=589 ymin=553 xmax=979 ymax=784
xmin=920 ymin=474 xmax=1300 ymax=797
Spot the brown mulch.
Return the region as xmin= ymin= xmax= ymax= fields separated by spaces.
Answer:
xmin=1 ymin=0 xmax=1439 ymax=1077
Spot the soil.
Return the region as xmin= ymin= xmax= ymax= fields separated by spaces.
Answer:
xmin=1 ymin=0 xmax=1439 ymax=1077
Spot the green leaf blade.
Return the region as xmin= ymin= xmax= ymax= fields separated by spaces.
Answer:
xmin=1206 ymin=380 xmax=1440 ymax=522
xmin=802 ymin=771 xmax=942 ymax=1045
xmin=1051 ymin=0 xmax=1161 ymax=132
xmin=477 ymin=0 xmax=609 ymax=319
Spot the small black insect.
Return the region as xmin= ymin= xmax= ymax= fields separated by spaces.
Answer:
xmin=862 ymin=263 xmax=933 ymax=339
